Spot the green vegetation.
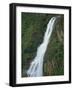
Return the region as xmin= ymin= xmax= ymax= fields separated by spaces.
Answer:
xmin=21 ymin=13 xmax=64 ymax=77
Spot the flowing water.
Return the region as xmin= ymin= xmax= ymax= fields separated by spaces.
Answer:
xmin=26 ymin=16 xmax=58 ymax=77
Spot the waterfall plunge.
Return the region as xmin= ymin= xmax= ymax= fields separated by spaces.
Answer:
xmin=27 ymin=17 xmax=58 ymax=77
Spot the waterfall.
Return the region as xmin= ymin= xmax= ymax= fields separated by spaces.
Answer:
xmin=26 ymin=16 xmax=58 ymax=77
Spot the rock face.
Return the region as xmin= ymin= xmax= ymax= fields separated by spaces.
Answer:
xmin=22 ymin=13 xmax=64 ymax=77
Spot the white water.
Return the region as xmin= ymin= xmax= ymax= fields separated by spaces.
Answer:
xmin=27 ymin=17 xmax=57 ymax=77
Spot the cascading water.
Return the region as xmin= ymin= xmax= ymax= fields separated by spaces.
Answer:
xmin=26 ymin=16 xmax=58 ymax=77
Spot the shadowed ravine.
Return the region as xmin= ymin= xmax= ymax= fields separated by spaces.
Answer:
xmin=26 ymin=16 xmax=60 ymax=77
